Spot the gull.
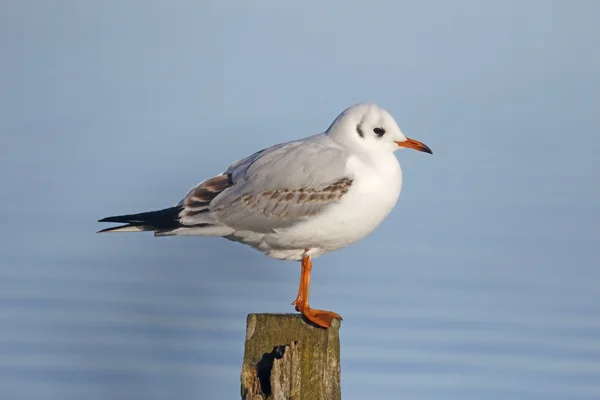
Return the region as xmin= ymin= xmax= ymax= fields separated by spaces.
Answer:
xmin=98 ymin=103 xmax=432 ymax=328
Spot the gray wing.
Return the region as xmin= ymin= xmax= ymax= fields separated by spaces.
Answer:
xmin=178 ymin=134 xmax=353 ymax=233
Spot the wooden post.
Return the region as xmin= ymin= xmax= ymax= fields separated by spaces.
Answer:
xmin=240 ymin=313 xmax=341 ymax=400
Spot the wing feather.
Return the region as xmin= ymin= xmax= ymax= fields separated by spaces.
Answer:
xmin=208 ymin=134 xmax=353 ymax=232
xmin=176 ymin=134 xmax=353 ymax=233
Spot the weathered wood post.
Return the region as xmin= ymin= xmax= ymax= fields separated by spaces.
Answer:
xmin=240 ymin=313 xmax=341 ymax=400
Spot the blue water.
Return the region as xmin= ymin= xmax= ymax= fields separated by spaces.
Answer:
xmin=1 ymin=1 xmax=599 ymax=399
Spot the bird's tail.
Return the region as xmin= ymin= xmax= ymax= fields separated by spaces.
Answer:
xmin=97 ymin=206 xmax=183 ymax=234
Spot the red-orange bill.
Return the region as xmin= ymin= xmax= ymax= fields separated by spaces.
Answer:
xmin=395 ymin=138 xmax=433 ymax=154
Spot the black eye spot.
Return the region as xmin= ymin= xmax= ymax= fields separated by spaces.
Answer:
xmin=373 ymin=127 xmax=386 ymax=137
xmin=356 ymin=124 xmax=364 ymax=138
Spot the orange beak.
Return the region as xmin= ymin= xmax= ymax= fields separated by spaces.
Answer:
xmin=395 ymin=137 xmax=433 ymax=154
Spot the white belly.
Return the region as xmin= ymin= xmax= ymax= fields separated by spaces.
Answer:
xmin=248 ymin=154 xmax=403 ymax=260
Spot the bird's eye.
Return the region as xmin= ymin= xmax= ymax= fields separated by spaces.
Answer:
xmin=373 ymin=127 xmax=386 ymax=136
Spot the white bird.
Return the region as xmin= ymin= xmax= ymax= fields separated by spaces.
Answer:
xmin=98 ymin=103 xmax=432 ymax=328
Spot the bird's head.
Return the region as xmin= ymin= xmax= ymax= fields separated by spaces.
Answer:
xmin=326 ymin=103 xmax=432 ymax=155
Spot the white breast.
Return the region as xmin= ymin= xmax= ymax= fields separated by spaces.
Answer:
xmin=260 ymin=152 xmax=403 ymax=260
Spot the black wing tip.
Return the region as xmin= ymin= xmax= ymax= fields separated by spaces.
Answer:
xmin=96 ymin=224 xmax=146 ymax=234
xmin=97 ymin=214 xmax=149 ymax=224
xmin=97 ymin=206 xmax=184 ymax=230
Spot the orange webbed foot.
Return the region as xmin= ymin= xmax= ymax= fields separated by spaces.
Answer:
xmin=291 ymin=295 xmax=304 ymax=311
xmin=298 ymin=306 xmax=342 ymax=328
xmin=293 ymin=253 xmax=341 ymax=328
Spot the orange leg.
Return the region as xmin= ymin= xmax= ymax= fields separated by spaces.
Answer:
xmin=291 ymin=253 xmax=341 ymax=328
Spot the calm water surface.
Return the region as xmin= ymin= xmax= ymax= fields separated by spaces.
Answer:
xmin=1 ymin=2 xmax=599 ymax=399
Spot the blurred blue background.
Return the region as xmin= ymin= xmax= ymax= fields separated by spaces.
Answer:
xmin=1 ymin=1 xmax=599 ymax=399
